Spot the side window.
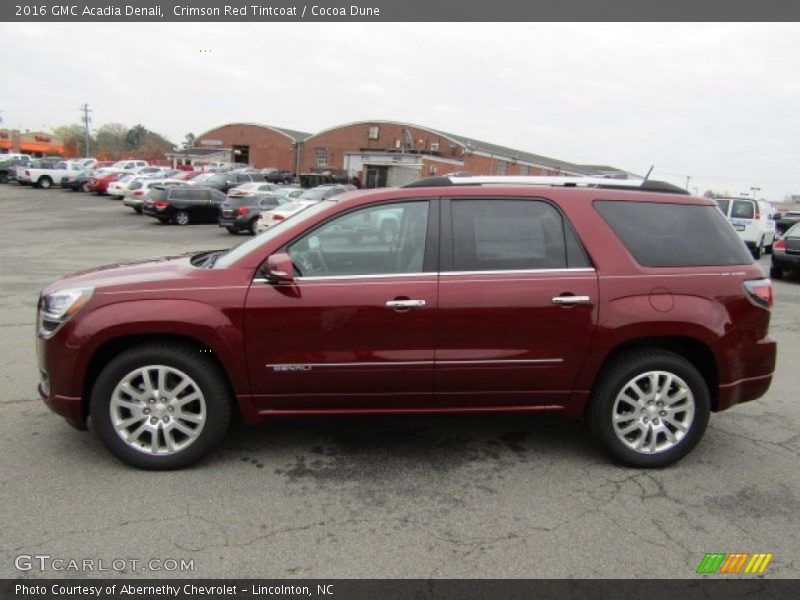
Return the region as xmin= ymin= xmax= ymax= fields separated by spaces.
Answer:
xmin=449 ymin=199 xmax=575 ymax=271
xmin=288 ymin=201 xmax=429 ymax=277
xmin=716 ymin=199 xmax=730 ymax=215
xmin=170 ymin=189 xmax=190 ymax=200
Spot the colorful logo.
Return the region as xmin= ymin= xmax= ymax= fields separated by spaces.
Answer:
xmin=696 ymin=552 xmax=773 ymax=574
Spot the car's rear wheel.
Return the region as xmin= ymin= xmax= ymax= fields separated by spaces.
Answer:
xmin=90 ymin=344 xmax=231 ymax=469
xmin=81 ymin=182 xmax=91 ymax=193
xmin=753 ymin=237 xmax=764 ymax=259
xmin=134 ymin=206 xmax=143 ymax=214
xmin=174 ymin=210 xmax=190 ymax=226
xmin=226 ymin=227 xmax=239 ymax=235
xmin=770 ymin=265 xmax=784 ymax=279
xmin=38 ymin=176 xmax=53 ymax=190
xmin=588 ymin=350 xmax=710 ymax=467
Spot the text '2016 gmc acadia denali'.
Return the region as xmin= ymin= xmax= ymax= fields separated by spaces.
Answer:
xmin=37 ymin=175 xmax=777 ymax=469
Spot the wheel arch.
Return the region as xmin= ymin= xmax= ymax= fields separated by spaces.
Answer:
xmin=583 ymin=336 xmax=719 ymax=417
xmin=81 ymin=334 xmax=239 ymax=421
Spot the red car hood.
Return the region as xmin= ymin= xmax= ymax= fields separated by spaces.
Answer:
xmin=43 ymin=253 xmax=202 ymax=294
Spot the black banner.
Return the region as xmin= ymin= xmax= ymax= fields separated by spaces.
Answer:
xmin=2 ymin=0 xmax=800 ymax=22
xmin=2 ymin=579 xmax=799 ymax=600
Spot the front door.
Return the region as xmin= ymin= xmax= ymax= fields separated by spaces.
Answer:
xmin=244 ymin=199 xmax=438 ymax=411
xmin=435 ymin=197 xmax=599 ymax=408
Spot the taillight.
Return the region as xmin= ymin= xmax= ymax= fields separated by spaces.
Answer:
xmin=755 ymin=205 xmax=760 ymax=219
xmin=133 ymin=190 xmax=143 ymax=196
xmin=154 ymin=201 xmax=170 ymax=210
xmin=773 ymin=238 xmax=786 ymax=252
xmin=272 ymin=214 xmax=285 ymax=221
xmin=744 ymin=279 xmax=773 ymax=308
xmin=237 ymin=206 xmax=248 ymax=216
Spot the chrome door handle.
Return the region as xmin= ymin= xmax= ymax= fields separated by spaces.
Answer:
xmin=385 ymin=299 xmax=427 ymax=309
xmin=552 ymin=295 xmax=592 ymax=305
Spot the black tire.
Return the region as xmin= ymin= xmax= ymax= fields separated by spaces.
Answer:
xmin=588 ymin=350 xmax=710 ymax=468
xmin=134 ymin=206 xmax=143 ymax=214
xmin=0 ymin=174 xmax=8 ymax=184
xmin=90 ymin=343 xmax=232 ymax=470
xmin=753 ymin=238 xmax=763 ymax=259
xmin=770 ymin=265 xmax=784 ymax=279
xmin=38 ymin=176 xmax=53 ymax=190
xmin=247 ymin=219 xmax=258 ymax=235
xmin=226 ymin=227 xmax=239 ymax=235
xmin=174 ymin=210 xmax=190 ymax=226
xmin=81 ymin=182 xmax=91 ymax=193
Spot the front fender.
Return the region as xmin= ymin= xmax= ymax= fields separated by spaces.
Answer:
xmin=64 ymin=298 xmax=247 ymax=397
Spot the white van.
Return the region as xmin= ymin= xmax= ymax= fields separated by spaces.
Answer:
xmin=715 ymin=197 xmax=776 ymax=258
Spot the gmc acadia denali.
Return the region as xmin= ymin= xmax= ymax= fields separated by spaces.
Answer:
xmin=36 ymin=175 xmax=777 ymax=469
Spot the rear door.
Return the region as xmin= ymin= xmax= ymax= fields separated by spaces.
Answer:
xmin=435 ymin=197 xmax=599 ymax=408
xmin=729 ymin=199 xmax=757 ymax=244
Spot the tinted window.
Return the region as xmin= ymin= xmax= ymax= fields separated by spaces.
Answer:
xmin=731 ymin=200 xmax=755 ymax=219
xmin=450 ymin=199 xmax=576 ymax=271
xmin=716 ymin=199 xmax=730 ymax=215
xmin=595 ymin=200 xmax=754 ymax=267
xmin=150 ymin=188 xmax=168 ymax=201
xmin=170 ymin=189 xmax=191 ymax=200
xmin=288 ymin=201 xmax=429 ymax=277
xmin=259 ymin=197 xmax=281 ymax=208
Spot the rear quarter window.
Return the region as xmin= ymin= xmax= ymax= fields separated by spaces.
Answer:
xmin=595 ymin=200 xmax=754 ymax=267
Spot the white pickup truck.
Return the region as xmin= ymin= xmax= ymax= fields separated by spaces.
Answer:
xmin=19 ymin=160 xmax=85 ymax=189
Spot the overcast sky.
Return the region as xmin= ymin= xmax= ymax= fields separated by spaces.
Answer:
xmin=3 ymin=22 xmax=799 ymax=200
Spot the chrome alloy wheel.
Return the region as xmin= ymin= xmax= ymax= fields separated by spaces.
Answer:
xmin=611 ymin=371 xmax=695 ymax=454
xmin=109 ymin=365 xmax=206 ymax=455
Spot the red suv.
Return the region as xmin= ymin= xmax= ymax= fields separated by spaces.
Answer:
xmin=36 ymin=175 xmax=777 ymax=469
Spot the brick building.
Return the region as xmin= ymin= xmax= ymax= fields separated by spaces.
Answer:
xmin=180 ymin=120 xmax=632 ymax=186
xmin=188 ymin=123 xmax=309 ymax=170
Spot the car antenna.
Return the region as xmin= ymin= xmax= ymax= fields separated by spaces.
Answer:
xmin=642 ymin=165 xmax=654 ymax=183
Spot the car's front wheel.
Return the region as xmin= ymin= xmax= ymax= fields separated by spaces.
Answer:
xmin=588 ymin=350 xmax=710 ymax=467
xmin=174 ymin=210 xmax=190 ymax=226
xmin=90 ymin=343 xmax=231 ymax=469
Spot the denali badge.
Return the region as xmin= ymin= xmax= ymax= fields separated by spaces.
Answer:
xmin=269 ymin=364 xmax=312 ymax=372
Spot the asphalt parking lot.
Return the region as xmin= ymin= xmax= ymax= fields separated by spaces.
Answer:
xmin=1 ymin=183 xmax=798 ymax=580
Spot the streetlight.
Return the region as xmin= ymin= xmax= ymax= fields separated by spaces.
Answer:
xmin=751 ymin=186 xmax=761 ymax=200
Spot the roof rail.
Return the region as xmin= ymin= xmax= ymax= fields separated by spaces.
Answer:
xmin=402 ymin=175 xmax=688 ymax=194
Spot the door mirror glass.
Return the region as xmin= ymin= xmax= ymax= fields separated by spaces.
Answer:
xmin=266 ymin=253 xmax=294 ymax=283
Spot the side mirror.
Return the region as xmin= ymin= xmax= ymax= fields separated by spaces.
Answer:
xmin=266 ymin=253 xmax=294 ymax=283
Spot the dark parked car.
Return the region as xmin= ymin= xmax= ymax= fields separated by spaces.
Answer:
xmin=0 ymin=157 xmax=32 ymax=184
xmin=204 ymin=172 xmax=268 ymax=194
xmin=142 ymin=185 xmax=226 ymax=225
xmin=770 ymin=222 xmax=800 ymax=279
xmin=264 ymin=170 xmax=295 ymax=184
xmin=61 ymin=171 xmax=93 ymax=192
xmin=218 ymin=194 xmax=285 ymax=234
xmin=36 ymin=175 xmax=776 ymax=469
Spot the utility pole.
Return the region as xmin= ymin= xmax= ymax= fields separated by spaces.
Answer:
xmin=80 ymin=103 xmax=92 ymax=157
xmin=685 ymin=175 xmax=691 ymax=191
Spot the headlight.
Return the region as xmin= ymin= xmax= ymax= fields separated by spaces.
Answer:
xmin=38 ymin=287 xmax=94 ymax=337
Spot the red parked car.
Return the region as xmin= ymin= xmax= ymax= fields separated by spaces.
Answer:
xmin=87 ymin=170 xmax=126 ymax=194
xmin=36 ymin=175 xmax=776 ymax=469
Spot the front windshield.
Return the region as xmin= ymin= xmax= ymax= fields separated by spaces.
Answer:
xmin=214 ymin=201 xmax=335 ymax=269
